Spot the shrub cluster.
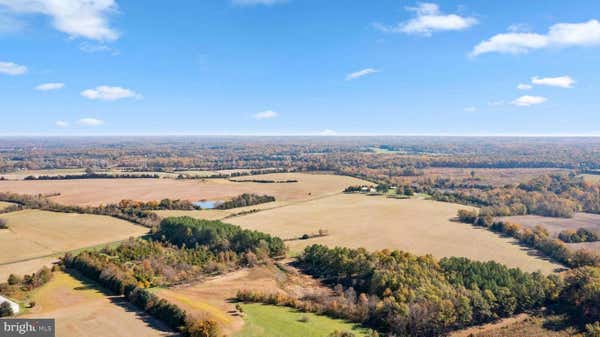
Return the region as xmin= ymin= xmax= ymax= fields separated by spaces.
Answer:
xmin=215 ymin=193 xmax=276 ymax=209
xmin=559 ymin=228 xmax=600 ymax=243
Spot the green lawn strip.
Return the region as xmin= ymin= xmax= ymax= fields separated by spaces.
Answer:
xmin=235 ymin=303 xmax=368 ymax=337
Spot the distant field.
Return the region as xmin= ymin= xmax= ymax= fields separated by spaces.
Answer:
xmin=580 ymin=173 xmax=600 ymax=183
xmin=0 ymin=201 xmax=16 ymax=210
xmin=497 ymin=213 xmax=600 ymax=236
xmin=420 ymin=168 xmax=570 ymax=186
xmin=0 ymin=210 xmax=148 ymax=280
xmin=235 ymin=304 xmax=367 ymax=337
xmin=230 ymin=194 xmax=563 ymax=273
xmin=0 ymin=173 xmax=368 ymax=206
xmin=0 ymin=168 xmax=87 ymax=180
xmin=23 ymin=272 xmax=176 ymax=337
xmin=496 ymin=213 xmax=600 ymax=253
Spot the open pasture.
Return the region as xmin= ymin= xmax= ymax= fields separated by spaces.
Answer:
xmin=0 ymin=210 xmax=148 ymax=280
xmin=230 ymin=194 xmax=563 ymax=273
xmin=0 ymin=173 xmax=368 ymax=206
xmin=23 ymin=271 xmax=176 ymax=337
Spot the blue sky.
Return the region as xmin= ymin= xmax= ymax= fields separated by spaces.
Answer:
xmin=1 ymin=0 xmax=600 ymax=135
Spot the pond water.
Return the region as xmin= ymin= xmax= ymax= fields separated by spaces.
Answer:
xmin=192 ymin=200 xmax=222 ymax=209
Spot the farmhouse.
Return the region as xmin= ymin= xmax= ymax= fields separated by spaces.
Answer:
xmin=0 ymin=295 xmax=19 ymax=314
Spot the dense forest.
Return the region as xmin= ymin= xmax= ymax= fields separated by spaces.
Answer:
xmin=238 ymin=244 xmax=600 ymax=337
xmin=61 ymin=216 xmax=286 ymax=336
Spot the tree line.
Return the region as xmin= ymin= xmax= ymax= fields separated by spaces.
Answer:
xmin=156 ymin=216 xmax=285 ymax=257
xmin=239 ymin=244 xmax=562 ymax=336
xmin=215 ymin=193 xmax=275 ymax=210
xmin=457 ymin=209 xmax=600 ymax=268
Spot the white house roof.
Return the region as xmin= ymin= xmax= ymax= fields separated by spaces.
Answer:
xmin=0 ymin=295 xmax=19 ymax=314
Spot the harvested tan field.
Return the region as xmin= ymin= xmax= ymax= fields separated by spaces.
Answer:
xmin=496 ymin=213 xmax=600 ymax=253
xmin=420 ymin=168 xmax=569 ymax=186
xmin=0 ymin=173 xmax=368 ymax=206
xmin=0 ymin=257 xmax=58 ymax=282
xmin=0 ymin=210 xmax=148 ymax=280
xmin=229 ymin=194 xmax=563 ymax=273
xmin=497 ymin=213 xmax=600 ymax=236
xmin=0 ymin=201 xmax=16 ymax=210
xmin=23 ymin=271 xmax=177 ymax=337
xmin=0 ymin=168 xmax=87 ymax=180
xmin=155 ymin=263 xmax=328 ymax=336
xmin=154 ymin=201 xmax=293 ymax=221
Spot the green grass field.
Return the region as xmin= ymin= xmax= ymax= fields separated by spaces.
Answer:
xmin=234 ymin=303 xmax=368 ymax=337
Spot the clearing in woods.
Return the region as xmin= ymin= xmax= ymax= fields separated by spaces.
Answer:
xmin=0 ymin=210 xmax=148 ymax=280
xmin=229 ymin=193 xmax=563 ymax=274
xmin=0 ymin=173 xmax=369 ymax=206
xmin=234 ymin=303 xmax=368 ymax=337
xmin=23 ymin=271 xmax=176 ymax=337
xmin=153 ymin=263 xmax=337 ymax=336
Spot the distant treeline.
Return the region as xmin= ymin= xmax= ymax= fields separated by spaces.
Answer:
xmin=24 ymin=173 xmax=159 ymax=180
xmin=229 ymin=179 xmax=297 ymax=184
xmin=0 ymin=192 xmax=160 ymax=228
xmin=457 ymin=209 xmax=600 ymax=268
xmin=176 ymin=168 xmax=290 ymax=180
xmin=430 ymin=174 xmax=600 ymax=219
xmin=215 ymin=193 xmax=275 ymax=210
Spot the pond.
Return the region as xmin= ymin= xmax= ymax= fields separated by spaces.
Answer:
xmin=192 ymin=200 xmax=223 ymax=209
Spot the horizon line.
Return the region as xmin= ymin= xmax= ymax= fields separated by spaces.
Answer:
xmin=3 ymin=132 xmax=600 ymax=137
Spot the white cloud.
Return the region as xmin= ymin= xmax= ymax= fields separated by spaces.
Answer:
xmin=55 ymin=120 xmax=69 ymax=127
xmin=517 ymin=83 xmax=532 ymax=90
xmin=464 ymin=106 xmax=477 ymax=112
xmin=511 ymin=95 xmax=547 ymax=107
xmin=319 ymin=129 xmax=337 ymax=136
xmin=253 ymin=110 xmax=278 ymax=120
xmin=79 ymin=41 xmax=119 ymax=55
xmin=488 ymin=100 xmax=504 ymax=106
xmin=531 ymin=75 xmax=575 ymax=88
xmin=81 ymin=85 xmax=141 ymax=101
xmin=472 ymin=19 xmax=600 ymax=56
xmin=346 ymin=68 xmax=379 ymax=80
xmin=0 ymin=0 xmax=119 ymax=41
xmin=78 ymin=118 xmax=104 ymax=126
xmin=35 ymin=82 xmax=64 ymax=91
xmin=0 ymin=61 xmax=27 ymax=75
xmin=231 ymin=0 xmax=286 ymax=6
xmin=374 ymin=2 xmax=477 ymax=36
